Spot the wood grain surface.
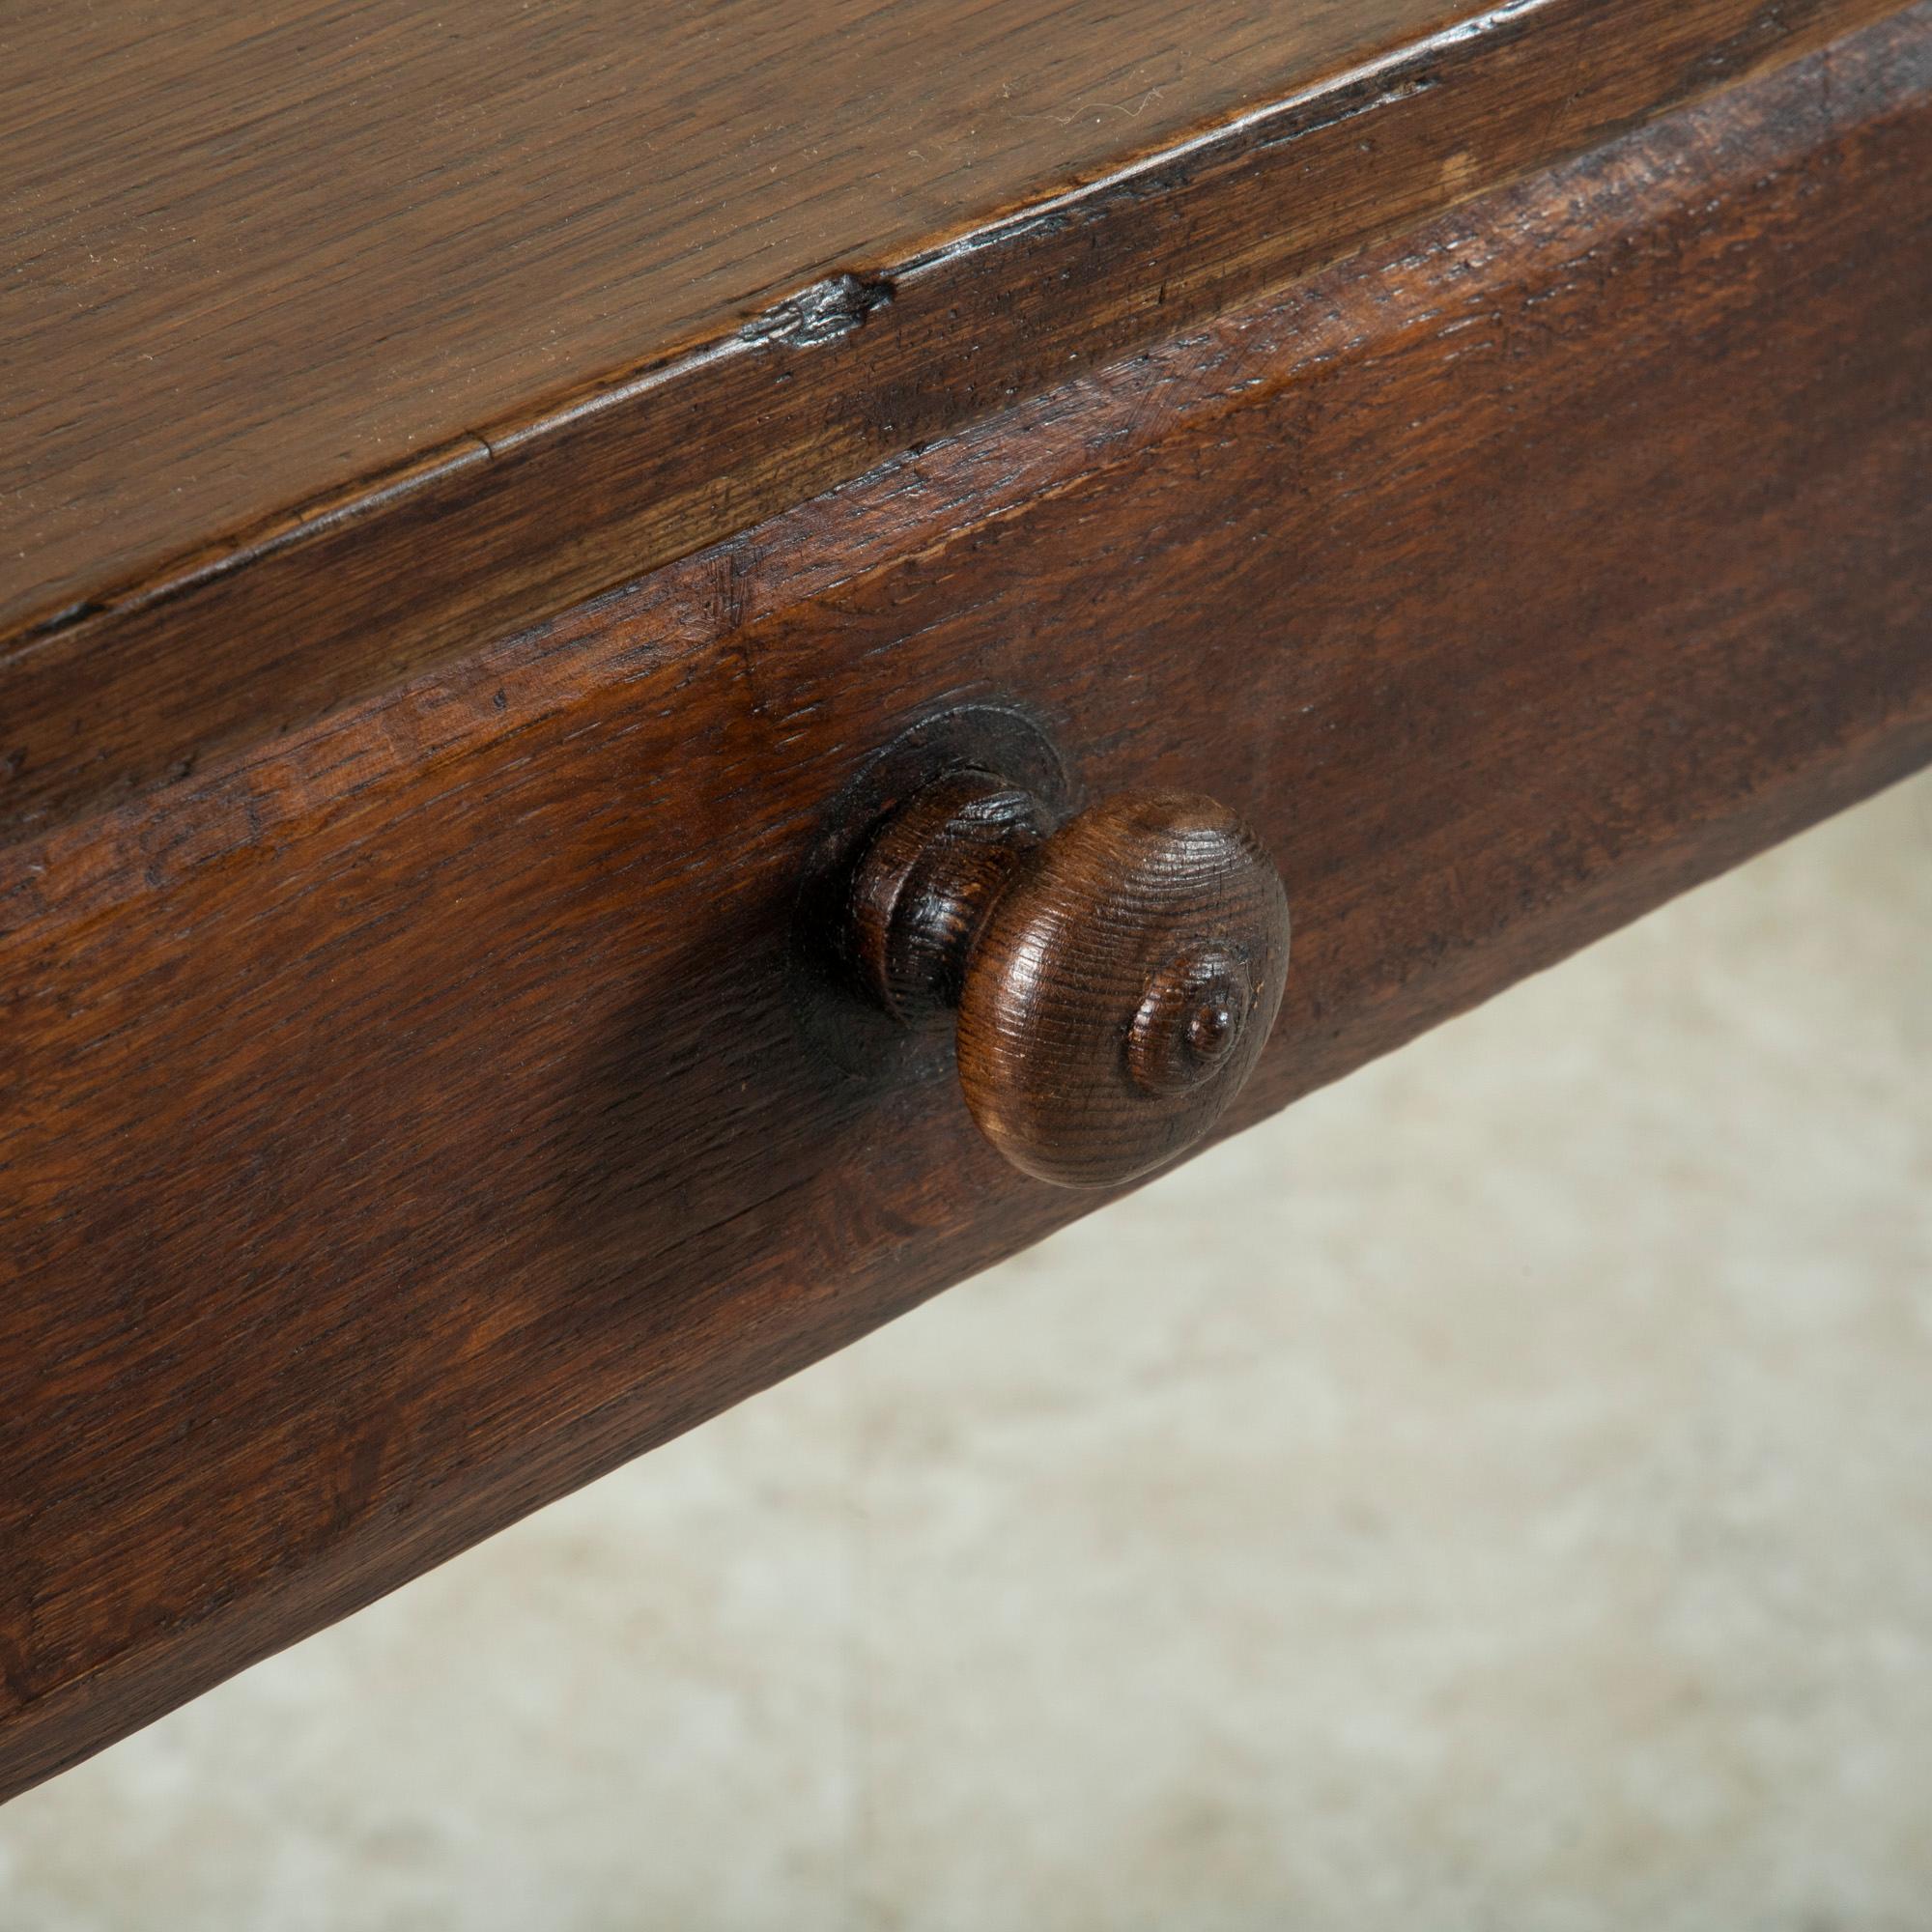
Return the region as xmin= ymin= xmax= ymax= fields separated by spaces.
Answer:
xmin=2 ymin=0 xmax=1464 ymax=627
xmin=3 ymin=12 xmax=1927 ymax=1798
xmin=0 ymin=0 xmax=1905 ymax=837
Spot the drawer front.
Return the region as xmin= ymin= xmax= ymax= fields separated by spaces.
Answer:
xmin=5 ymin=20 xmax=1931 ymax=1796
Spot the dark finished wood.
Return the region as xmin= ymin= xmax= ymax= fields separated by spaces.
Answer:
xmin=847 ymin=768 xmax=1055 ymax=1028
xmin=838 ymin=768 xmax=1292 ymax=1186
xmin=4 ymin=12 xmax=1931 ymax=1798
xmin=957 ymin=793 xmax=1291 ymax=1186
xmin=0 ymin=0 xmax=1909 ymax=838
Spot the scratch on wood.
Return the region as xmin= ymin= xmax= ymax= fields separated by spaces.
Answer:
xmin=741 ymin=273 xmax=895 ymax=349
xmin=1252 ymin=72 xmax=1441 ymax=151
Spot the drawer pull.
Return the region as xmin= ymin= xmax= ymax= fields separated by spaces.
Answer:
xmin=845 ymin=768 xmax=1290 ymax=1186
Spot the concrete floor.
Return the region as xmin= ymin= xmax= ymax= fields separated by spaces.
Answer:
xmin=3 ymin=772 xmax=1928 ymax=1930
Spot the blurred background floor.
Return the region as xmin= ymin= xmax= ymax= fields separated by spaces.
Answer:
xmin=3 ymin=772 xmax=1928 ymax=1932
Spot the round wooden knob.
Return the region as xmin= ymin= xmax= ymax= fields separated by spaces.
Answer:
xmin=846 ymin=769 xmax=1290 ymax=1186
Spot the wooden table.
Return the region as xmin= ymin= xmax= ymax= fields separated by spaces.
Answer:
xmin=3 ymin=0 xmax=1927 ymax=1801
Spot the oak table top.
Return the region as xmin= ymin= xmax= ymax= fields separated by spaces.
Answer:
xmin=1 ymin=0 xmax=1488 ymax=638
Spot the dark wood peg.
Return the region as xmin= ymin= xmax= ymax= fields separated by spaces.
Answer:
xmin=845 ymin=767 xmax=1291 ymax=1187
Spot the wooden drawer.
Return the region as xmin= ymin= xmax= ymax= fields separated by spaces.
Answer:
xmin=3 ymin=2 xmax=1929 ymax=1798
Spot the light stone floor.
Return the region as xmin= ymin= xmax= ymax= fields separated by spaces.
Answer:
xmin=3 ymin=772 xmax=1928 ymax=1931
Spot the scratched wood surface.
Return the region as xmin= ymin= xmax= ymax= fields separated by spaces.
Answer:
xmin=3 ymin=11 xmax=1927 ymax=1798
xmin=0 ymin=0 xmax=1903 ymax=837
